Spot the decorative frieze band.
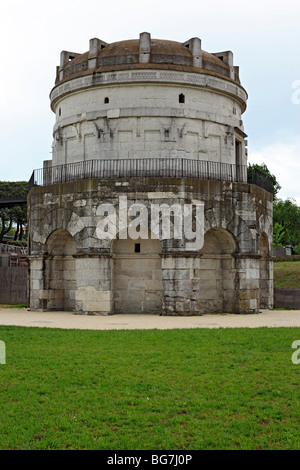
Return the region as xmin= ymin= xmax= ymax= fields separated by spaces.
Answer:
xmin=50 ymin=69 xmax=247 ymax=108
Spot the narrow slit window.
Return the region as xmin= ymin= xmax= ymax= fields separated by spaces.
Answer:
xmin=104 ymin=97 xmax=109 ymax=104
xmin=179 ymin=93 xmax=185 ymax=103
xmin=134 ymin=243 xmax=141 ymax=253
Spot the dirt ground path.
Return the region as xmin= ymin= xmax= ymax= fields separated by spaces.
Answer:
xmin=0 ymin=308 xmax=299 ymax=330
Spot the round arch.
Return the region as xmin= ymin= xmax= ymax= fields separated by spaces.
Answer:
xmin=200 ymin=227 xmax=238 ymax=255
xmin=44 ymin=229 xmax=77 ymax=311
xmin=259 ymin=232 xmax=269 ymax=257
xmin=45 ymin=229 xmax=76 ymax=256
xmin=199 ymin=227 xmax=238 ymax=313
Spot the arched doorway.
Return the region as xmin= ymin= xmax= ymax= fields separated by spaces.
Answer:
xmin=44 ymin=229 xmax=77 ymax=311
xmin=199 ymin=228 xmax=238 ymax=312
xmin=112 ymin=233 xmax=162 ymax=314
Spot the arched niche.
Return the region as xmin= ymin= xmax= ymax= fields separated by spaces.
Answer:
xmin=199 ymin=228 xmax=238 ymax=312
xmin=200 ymin=227 xmax=237 ymax=255
xmin=44 ymin=229 xmax=77 ymax=311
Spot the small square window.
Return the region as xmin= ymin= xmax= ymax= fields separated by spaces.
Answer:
xmin=134 ymin=243 xmax=141 ymax=253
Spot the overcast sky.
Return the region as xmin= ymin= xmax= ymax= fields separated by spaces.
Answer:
xmin=0 ymin=0 xmax=299 ymax=203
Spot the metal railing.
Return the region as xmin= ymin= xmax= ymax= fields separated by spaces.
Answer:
xmin=247 ymin=167 xmax=273 ymax=194
xmin=29 ymin=158 xmax=250 ymax=189
xmin=28 ymin=158 xmax=273 ymax=193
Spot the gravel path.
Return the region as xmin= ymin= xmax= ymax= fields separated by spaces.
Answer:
xmin=0 ymin=308 xmax=299 ymax=330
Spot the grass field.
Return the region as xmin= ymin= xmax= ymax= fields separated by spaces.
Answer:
xmin=0 ymin=326 xmax=299 ymax=450
xmin=0 ymin=304 xmax=27 ymax=309
xmin=274 ymin=260 xmax=300 ymax=289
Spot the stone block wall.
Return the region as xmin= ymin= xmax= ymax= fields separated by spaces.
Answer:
xmin=51 ymin=69 xmax=247 ymax=168
xmin=28 ymin=177 xmax=273 ymax=315
xmin=76 ymin=255 xmax=112 ymax=314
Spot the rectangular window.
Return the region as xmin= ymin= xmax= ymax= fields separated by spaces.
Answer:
xmin=235 ymin=140 xmax=242 ymax=181
xmin=235 ymin=140 xmax=241 ymax=165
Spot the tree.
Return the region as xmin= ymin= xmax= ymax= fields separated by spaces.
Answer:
xmin=0 ymin=181 xmax=28 ymax=200
xmin=273 ymin=222 xmax=285 ymax=247
xmin=12 ymin=205 xmax=27 ymax=241
xmin=0 ymin=182 xmax=28 ymax=243
xmin=273 ymin=198 xmax=300 ymax=246
xmin=0 ymin=208 xmax=13 ymax=242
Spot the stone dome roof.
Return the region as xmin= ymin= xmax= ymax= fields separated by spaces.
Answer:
xmin=98 ymin=39 xmax=192 ymax=66
xmin=56 ymin=34 xmax=240 ymax=85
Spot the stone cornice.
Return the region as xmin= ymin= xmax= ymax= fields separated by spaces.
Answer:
xmin=50 ymin=68 xmax=247 ymax=113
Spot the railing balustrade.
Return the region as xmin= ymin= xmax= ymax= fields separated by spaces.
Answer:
xmin=28 ymin=158 xmax=272 ymax=193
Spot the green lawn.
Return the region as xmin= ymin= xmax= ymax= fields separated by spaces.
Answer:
xmin=0 ymin=326 xmax=299 ymax=450
xmin=0 ymin=304 xmax=27 ymax=309
xmin=274 ymin=260 xmax=300 ymax=289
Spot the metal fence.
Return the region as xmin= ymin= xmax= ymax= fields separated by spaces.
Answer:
xmin=247 ymin=167 xmax=273 ymax=193
xmin=29 ymin=158 xmax=249 ymax=189
xmin=29 ymin=158 xmax=273 ymax=193
xmin=0 ymin=267 xmax=27 ymax=304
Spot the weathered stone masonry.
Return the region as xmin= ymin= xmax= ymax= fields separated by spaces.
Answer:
xmin=28 ymin=177 xmax=273 ymax=315
xmin=28 ymin=32 xmax=273 ymax=315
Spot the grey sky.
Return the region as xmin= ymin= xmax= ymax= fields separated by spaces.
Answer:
xmin=0 ymin=0 xmax=299 ymax=203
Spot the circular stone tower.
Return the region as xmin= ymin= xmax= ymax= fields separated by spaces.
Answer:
xmin=28 ymin=33 xmax=273 ymax=315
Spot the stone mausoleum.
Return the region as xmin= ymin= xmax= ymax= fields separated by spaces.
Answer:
xmin=28 ymin=33 xmax=273 ymax=315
